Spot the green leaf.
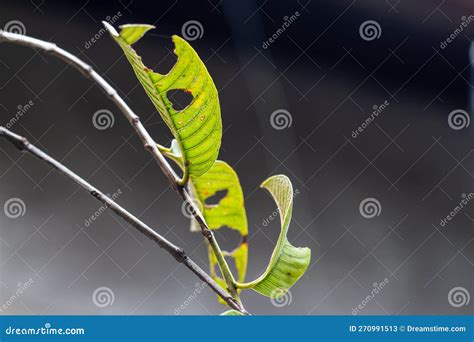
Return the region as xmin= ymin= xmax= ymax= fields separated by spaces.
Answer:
xmin=207 ymin=242 xmax=248 ymax=305
xmin=230 ymin=242 xmax=248 ymax=283
xmin=159 ymin=142 xmax=249 ymax=294
xmin=187 ymin=160 xmax=248 ymax=303
xmin=220 ymin=309 xmax=244 ymax=316
xmin=188 ymin=161 xmax=248 ymax=236
xmin=236 ymin=175 xmax=311 ymax=298
xmin=104 ymin=23 xmax=222 ymax=178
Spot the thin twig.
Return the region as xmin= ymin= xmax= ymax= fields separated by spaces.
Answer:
xmin=0 ymin=30 xmax=243 ymax=309
xmin=0 ymin=126 xmax=247 ymax=314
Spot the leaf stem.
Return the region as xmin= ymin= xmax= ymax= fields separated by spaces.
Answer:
xmin=178 ymin=166 xmax=190 ymax=187
xmin=156 ymin=143 xmax=172 ymax=154
xmin=0 ymin=30 xmax=246 ymax=313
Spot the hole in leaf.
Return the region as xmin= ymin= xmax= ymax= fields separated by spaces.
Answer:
xmin=135 ymin=36 xmax=177 ymax=75
xmin=213 ymin=227 xmax=242 ymax=254
xmin=167 ymin=89 xmax=193 ymax=111
xmin=205 ymin=190 xmax=228 ymax=206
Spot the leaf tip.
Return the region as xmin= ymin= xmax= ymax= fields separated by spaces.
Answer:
xmin=102 ymin=21 xmax=119 ymax=37
xmin=171 ymin=35 xmax=190 ymax=53
xmin=171 ymin=34 xmax=185 ymax=43
xmin=260 ymin=174 xmax=291 ymax=189
xmin=260 ymin=175 xmax=293 ymax=193
xmin=117 ymin=24 xmax=156 ymax=45
xmin=119 ymin=23 xmax=156 ymax=31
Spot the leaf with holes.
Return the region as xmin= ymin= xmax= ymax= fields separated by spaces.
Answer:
xmin=188 ymin=160 xmax=248 ymax=302
xmin=236 ymin=175 xmax=311 ymax=298
xmin=160 ymin=141 xmax=249 ymax=298
xmin=188 ymin=161 xmax=248 ymax=236
xmin=104 ymin=23 xmax=222 ymax=179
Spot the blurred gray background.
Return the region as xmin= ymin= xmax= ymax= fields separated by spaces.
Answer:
xmin=0 ymin=0 xmax=473 ymax=315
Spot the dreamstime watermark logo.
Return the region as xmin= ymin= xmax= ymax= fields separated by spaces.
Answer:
xmin=181 ymin=199 xmax=198 ymax=219
xmin=270 ymin=109 xmax=292 ymax=130
xmin=448 ymin=287 xmax=470 ymax=308
xmin=4 ymin=100 xmax=35 ymax=129
xmin=92 ymin=109 xmax=115 ymax=130
xmin=181 ymin=197 xmax=204 ymax=221
xmin=352 ymin=278 xmax=390 ymax=315
xmin=3 ymin=198 xmax=26 ymax=219
xmin=448 ymin=109 xmax=470 ymax=130
xmin=359 ymin=20 xmax=382 ymax=41
xmin=174 ymin=282 xmax=207 ymax=314
xmin=84 ymin=11 xmax=123 ymax=49
xmin=439 ymin=193 xmax=473 ymax=227
xmin=359 ymin=198 xmax=381 ymax=219
xmin=270 ymin=289 xmax=292 ymax=307
xmin=352 ymin=100 xmax=389 ymax=139
xmin=3 ymin=20 xmax=26 ymax=35
xmin=181 ymin=20 xmax=203 ymax=41
xmin=4 ymin=323 xmax=85 ymax=336
xmin=0 ymin=278 xmax=35 ymax=313
xmin=262 ymin=11 xmax=301 ymax=49
xmin=84 ymin=189 xmax=122 ymax=227
xmin=263 ymin=188 xmax=300 ymax=227
xmin=92 ymin=287 xmax=115 ymax=307
xmin=440 ymin=15 xmax=474 ymax=50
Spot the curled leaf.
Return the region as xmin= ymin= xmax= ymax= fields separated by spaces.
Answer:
xmin=236 ymin=175 xmax=311 ymax=298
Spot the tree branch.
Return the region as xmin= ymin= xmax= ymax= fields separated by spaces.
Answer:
xmin=0 ymin=29 xmax=244 ymax=309
xmin=0 ymin=126 xmax=247 ymax=314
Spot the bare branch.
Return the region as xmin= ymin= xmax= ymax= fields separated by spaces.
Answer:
xmin=0 ymin=29 xmax=245 ymax=311
xmin=0 ymin=126 xmax=247 ymax=314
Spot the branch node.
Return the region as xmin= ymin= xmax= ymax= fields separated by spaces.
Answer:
xmin=174 ymin=248 xmax=187 ymax=263
xmin=0 ymin=128 xmax=28 ymax=151
xmin=44 ymin=43 xmax=57 ymax=52
xmin=90 ymin=190 xmax=101 ymax=200
xmin=202 ymin=229 xmax=212 ymax=239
